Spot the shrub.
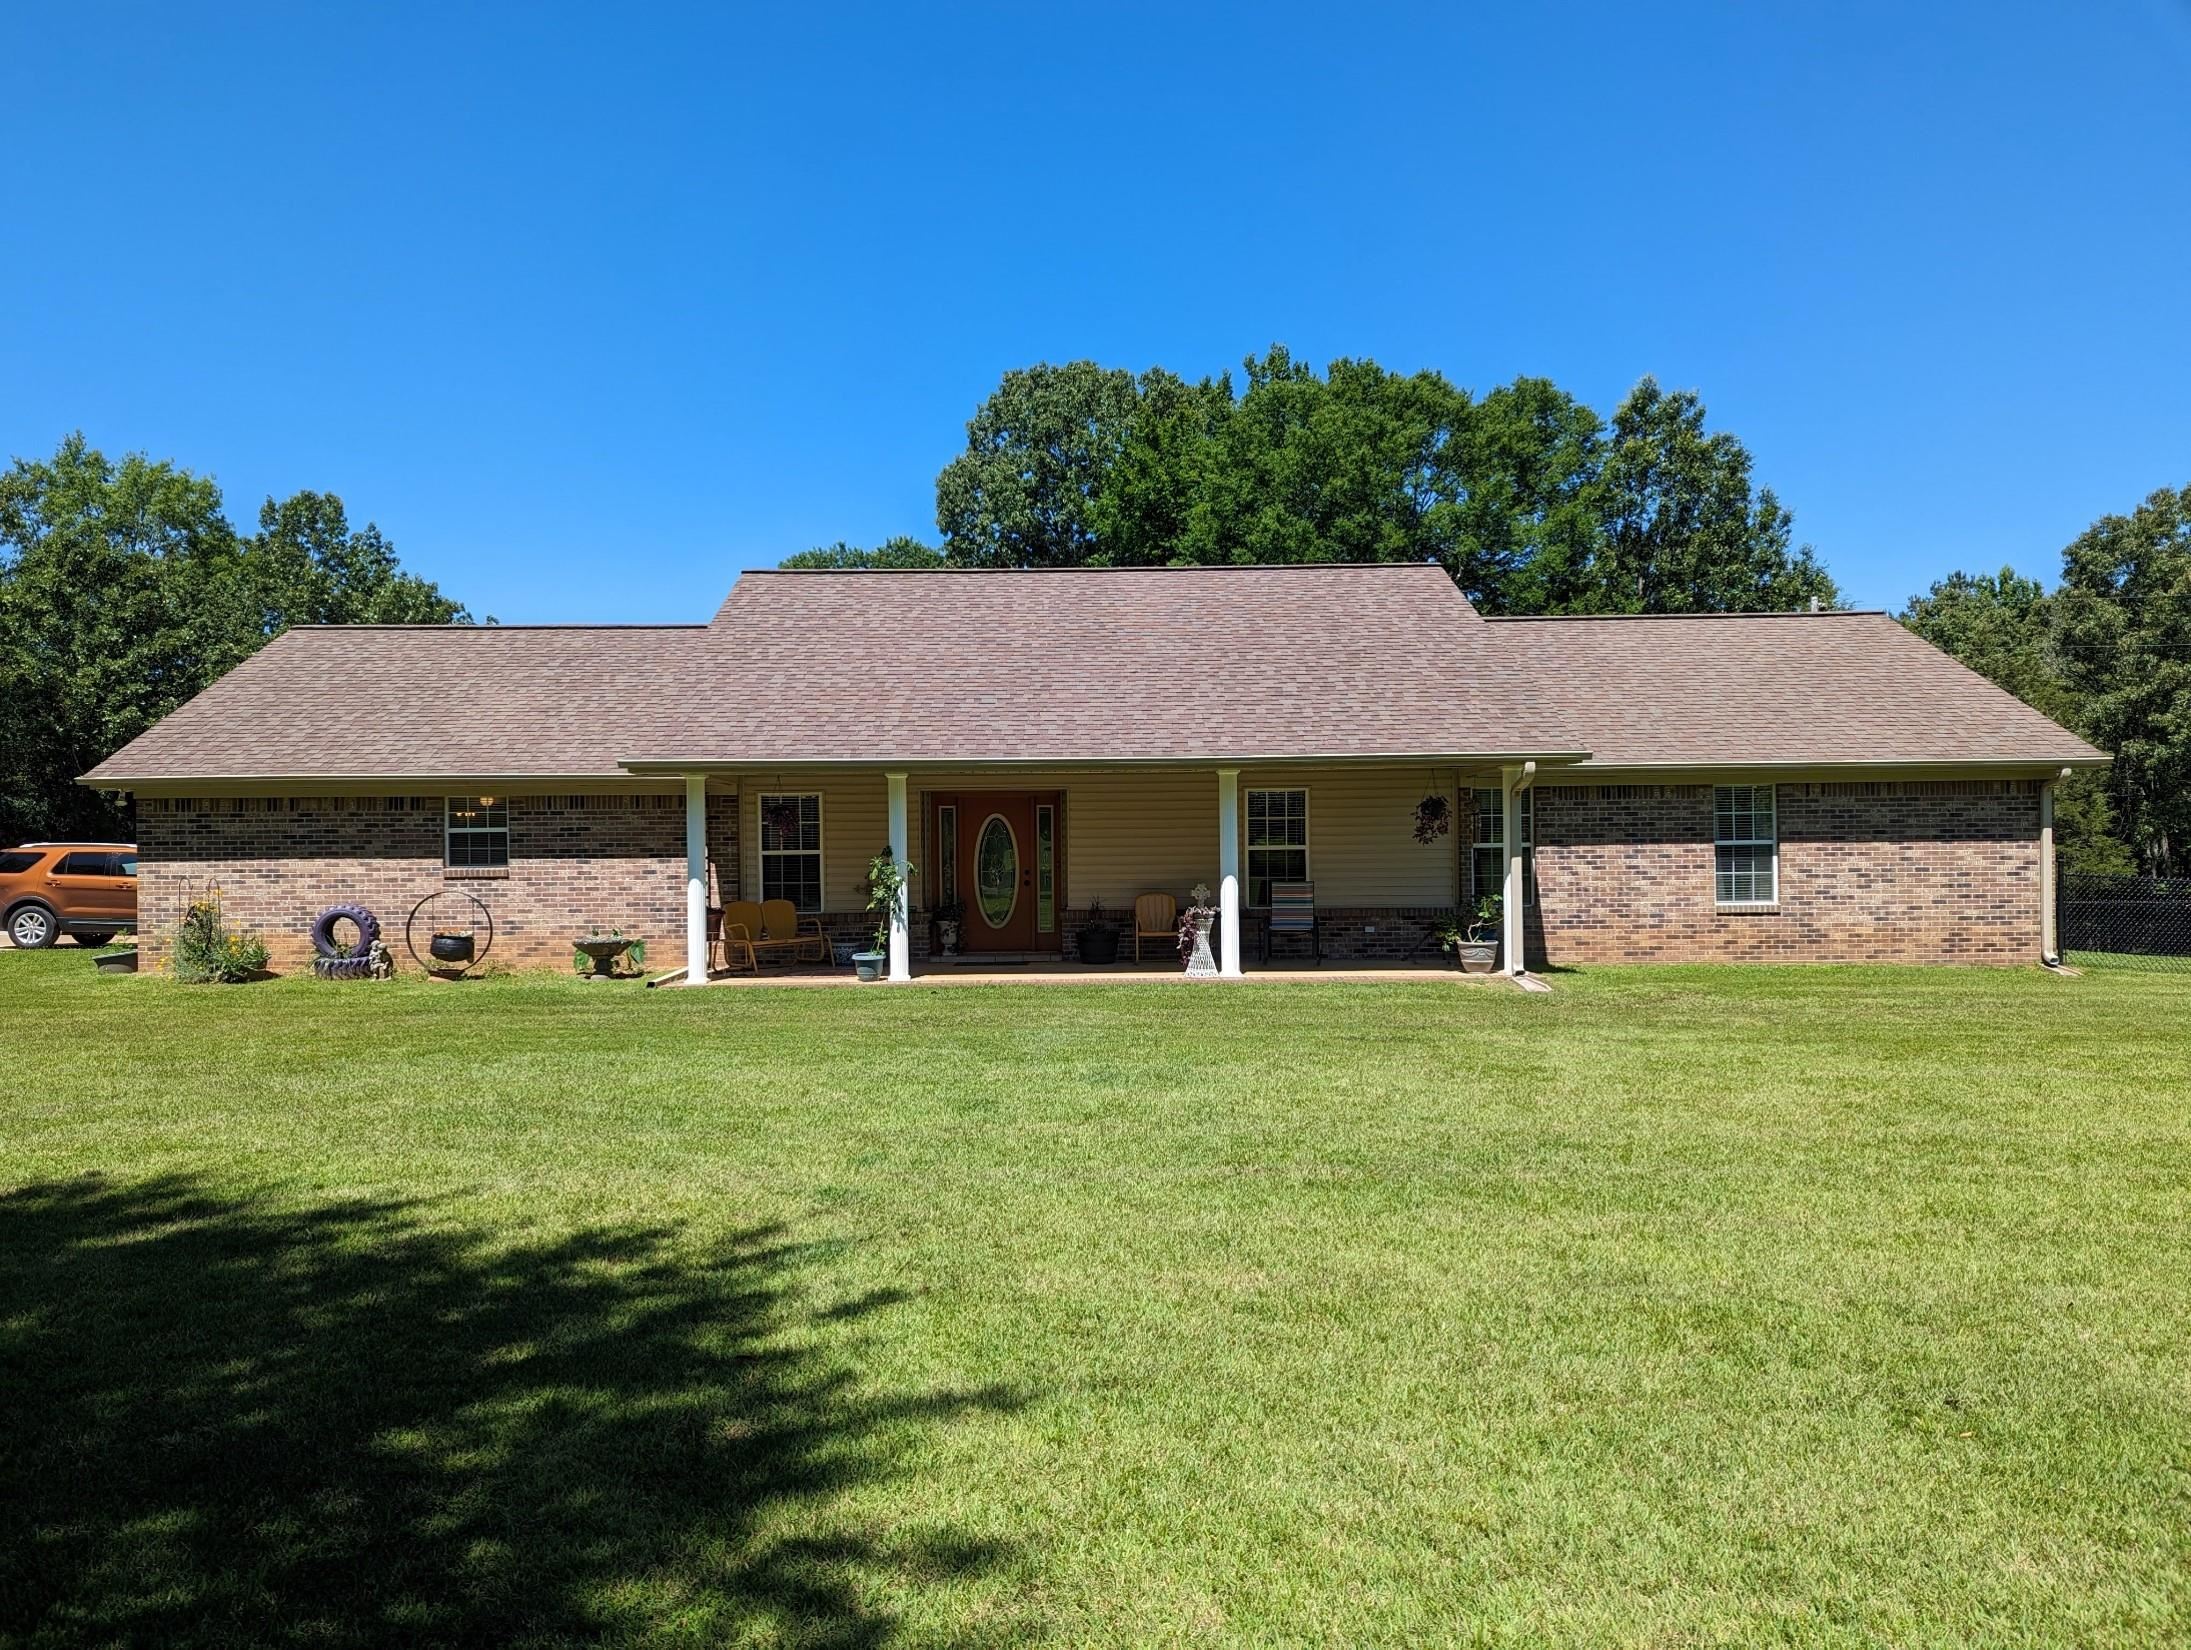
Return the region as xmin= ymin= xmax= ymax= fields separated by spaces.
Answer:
xmin=172 ymin=890 xmax=270 ymax=983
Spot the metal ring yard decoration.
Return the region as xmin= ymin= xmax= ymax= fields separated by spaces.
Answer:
xmin=405 ymin=888 xmax=495 ymax=978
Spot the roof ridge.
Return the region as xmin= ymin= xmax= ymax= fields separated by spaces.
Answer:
xmin=747 ymin=562 xmax=1449 ymax=575
xmin=281 ymin=623 xmax=709 ymax=631
xmin=1487 ymin=609 xmax=1887 ymax=622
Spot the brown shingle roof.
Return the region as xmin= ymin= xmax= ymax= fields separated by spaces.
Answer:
xmin=81 ymin=625 xmax=704 ymax=784
xmin=624 ymin=564 xmax=1582 ymax=765
xmin=80 ymin=571 xmax=2107 ymax=786
xmin=1495 ymin=610 xmax=2105 ymax=768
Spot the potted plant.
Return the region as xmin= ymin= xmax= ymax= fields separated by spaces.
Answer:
xmin=1077 ymin=896 xmax=1120 ymax=965
xmin=932 ymin=895 xmax=966 ymax=957
xmin=1412 ymin=793 xmax=1452 ymax=844
xmin=1438 ymin=894 xmax=1502 ymax=973
xmin=95 ymin=929 xmax=138 ymax=974
xmin=856 ymin=849 xmax=912 ymax=981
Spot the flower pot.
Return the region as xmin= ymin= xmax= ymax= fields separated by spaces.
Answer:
xmin=429 ymin=931 xmax=476 ymax=965
xmin=937 ymin=920 xmax=960 ymax=956
xmin=1078 ymin=925 xmax=1120 ymax=965
xmin=1457 ymin=941 xmax=1498 ymax=974
xmin=96 ymin=948 xmax=138 ymax=974
xmin=852 ymin=949 xmax=885 ymax=982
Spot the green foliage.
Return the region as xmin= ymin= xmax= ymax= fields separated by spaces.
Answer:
xmin=2054 ymin=485 xmax=2191 ymax=875
xmin=779 ymin=536 xmax=946 ymax=571
xmin=0 ymin=434 xmax=470 ymax=842
xmin=1897 ymin=507 xmax=2191 ymax=880
xmin=863 ymin=849 xmax=913 ymax=955
xmin=934 ymin=362 xmax=1142 ymax=567
xmin=170 ymin=890 xmax=270 ymax=983
xmin=925 ymin=350 xmax=1837 ymax=617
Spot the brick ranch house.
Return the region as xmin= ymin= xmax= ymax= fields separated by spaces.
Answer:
xmin=82 ymin=564 xmax=2106 ymax=979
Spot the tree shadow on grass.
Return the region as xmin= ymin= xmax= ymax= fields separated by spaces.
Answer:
xmin=0 ymin=1174 xmax=1027 ymax=1648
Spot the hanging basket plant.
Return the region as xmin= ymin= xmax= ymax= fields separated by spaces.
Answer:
xmin=763 ymin=799 xmax=803 ymax=842
xmin=1412 ymin=793 xmax=1452 ymax=845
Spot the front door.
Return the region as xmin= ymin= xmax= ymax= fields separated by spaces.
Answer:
xmin=946 ymin=792 xmax=1062 ymax=953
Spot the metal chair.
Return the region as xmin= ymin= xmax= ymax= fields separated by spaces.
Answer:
xmin=1260 ymin=880 xmax=1320 ymax=964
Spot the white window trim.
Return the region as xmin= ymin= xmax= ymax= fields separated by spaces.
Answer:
xmin=444 ymin=796 xmax=509 ymax=871
xmin=1713 ymin=783 xmax=1780 ymax=908
xmin=757 ymin=791 xmax=826 ymax=914
xmin=1244 ymin=787 xmax=1311 ymax=909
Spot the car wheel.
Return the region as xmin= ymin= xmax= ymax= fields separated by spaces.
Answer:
xmin=7 ymin=903 xmax=59 ymax=949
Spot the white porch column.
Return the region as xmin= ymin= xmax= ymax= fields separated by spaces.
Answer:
xmin=684 ymin=773 xmax=709 ymax=985
xmin=2040 ymin=768 xmax=2062 ymax=963
xmin=1217 ymin=766 xmax=1242 ymax=977
xmin=1501 ymin=766 xmax=1524 ymax=977
xmin=886 ymin=770 xmax=911 ymax=981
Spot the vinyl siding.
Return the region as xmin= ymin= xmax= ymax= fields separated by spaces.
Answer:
xmin=714 ymin=765 xmax=1461 ymax=912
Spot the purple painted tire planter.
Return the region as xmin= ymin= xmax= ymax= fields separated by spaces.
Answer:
xmin=310 ymin=903 xmax=381 ymax=959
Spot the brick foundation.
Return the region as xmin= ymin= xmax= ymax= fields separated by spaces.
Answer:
xmin=1527 ymin=780 xmax=2042 ymax=965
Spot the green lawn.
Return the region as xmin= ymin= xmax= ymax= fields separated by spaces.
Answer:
xmin=3 ymin=955 xmax=2187 ymax=1648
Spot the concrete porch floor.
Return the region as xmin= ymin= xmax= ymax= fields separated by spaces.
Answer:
xmin=682 ymin=957 xmax=1515 ymax=987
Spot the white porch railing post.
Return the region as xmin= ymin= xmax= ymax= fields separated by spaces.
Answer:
xmin=684 ymin=773 xmax=709 ymax=985
xmin=1502 ymin=767 xmax=1523 ymax=977
xmin=886 ymin=771 xmax=910 ymax=982
xmin=1218 ymin=766 xmax=1242 ymax=977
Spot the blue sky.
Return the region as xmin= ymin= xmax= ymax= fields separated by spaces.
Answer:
xmin=5 ymin=1 xmax=2187 ymax=622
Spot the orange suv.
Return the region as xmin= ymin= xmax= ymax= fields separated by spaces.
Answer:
xmin=1 ymin=842 xmax=138 ymax=949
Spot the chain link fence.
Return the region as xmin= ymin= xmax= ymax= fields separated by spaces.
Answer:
xmin=2058 ymin=873 xmax=2191 ymax=971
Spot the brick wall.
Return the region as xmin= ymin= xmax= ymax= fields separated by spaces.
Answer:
xmin=136 ymin=794 xmax=722 ymax=973
xmin=1527 ymin=780 xmax=2042 ymax=965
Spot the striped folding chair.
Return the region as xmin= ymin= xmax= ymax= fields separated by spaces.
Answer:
xmin=1261 ymin=880 xmax=1320 ymax=965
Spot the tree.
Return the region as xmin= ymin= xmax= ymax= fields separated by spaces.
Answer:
xmin=1899 ymin=567 xmax=2130 ymax=876
xmin=1442 ymin=376 xmax=1602 ymax=614
xmin=928 ymin=352 xmax=1835 ymax=618
xmin=2052 ymin=485 xmax=2191 ymax=875
xmin=934 ymin=362 xmax=1142 ymax=566
xmin=779 ymin=536 xmax=946 ymax=571
xmin=243 ymin=491 xmax=468 ymax=629
xmin=0 ymin=434 xmax=469 ymax=843
xmin=1581 ymin=378 xmax=1838 ymax=615
xmin=1172 ymin=348 xmax=1471 ymax=569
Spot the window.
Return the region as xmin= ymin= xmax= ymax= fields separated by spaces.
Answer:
xmin=1714 ymin=784 xmax=1777 ymax=905
xmin=937 ymin=804 xmax=958 ymax=904
xmin=1035 ymin=803 xmax=1056 ymax=933
xmin=759 ymin=793 xmax=823 ymax=913
xmin=0 ymin=851 xmax=39 ymax=874
xmin=56 ymin=851 xmax=130 ymax=877
xmin=1471 ymin=788 xmax=1534 ymax=905
xmin=1245 ymin=788 xmax=1308 ymax=907
xmin=444 ymin=797 xmax=508 ymax=869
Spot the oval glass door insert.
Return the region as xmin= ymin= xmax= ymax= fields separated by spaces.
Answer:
xmin=975 ymin=813 xmax=1019 ymax=929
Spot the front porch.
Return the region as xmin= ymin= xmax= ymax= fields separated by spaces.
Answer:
xmin=657 ymin=759 xmax=1543 ymax=989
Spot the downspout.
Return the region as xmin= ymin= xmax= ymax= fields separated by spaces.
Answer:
xmin=2040 ymin=767 xmax=2067 ymax=967
xmin=1503 ymin=761 xmax=1537 ymax=977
